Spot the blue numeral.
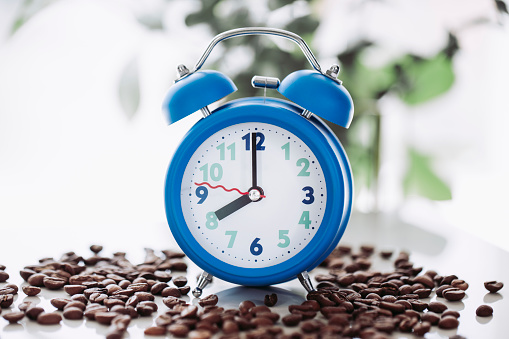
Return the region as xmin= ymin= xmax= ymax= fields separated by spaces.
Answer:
xmin=302 ymin=186 xmax=314 ymax=204
xmin=196 ymin=186 xmax=208 ymax=204
xmin=242 ymin=132 xmax=265 ymax=151
xmin=250 ymin=237 xmax=263 ymax=256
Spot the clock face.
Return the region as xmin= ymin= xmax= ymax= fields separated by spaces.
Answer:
xmin=180 ymin=122 xmax=327 ymax=268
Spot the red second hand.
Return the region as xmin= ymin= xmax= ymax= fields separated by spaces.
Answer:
xmin=194 ymin=182 xmax=266 ymax=198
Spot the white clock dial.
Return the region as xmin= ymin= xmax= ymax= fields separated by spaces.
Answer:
xmin=180 ymin=122 xmax=327 ymax=268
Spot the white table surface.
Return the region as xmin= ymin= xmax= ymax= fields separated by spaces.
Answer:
xmin=1 ymin=211 xmax=507 ymax=338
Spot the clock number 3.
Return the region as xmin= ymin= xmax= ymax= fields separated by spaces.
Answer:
xmin=302 ymin=186 xmax=314 ymax=204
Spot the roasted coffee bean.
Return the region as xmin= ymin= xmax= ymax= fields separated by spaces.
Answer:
xmin=409 ymin=300 xmax=428 ymax=312
xmin=71 ymin=294 xmax=88 ymax=304
xmin=27 ymin=273 xmax=46 ymax=287
xmin=168 ymin=323 xmax=190 ymax=337
xmin=379 ymin=301 xmax=405 ymax=314
xmin=63 ymin=307 xmax=84 ymax=320
xmin=412 ymin=275 xmax=434 ymax=289
xmin=451 ymin=279 xmax=469 ymax=290
xmin=0 ymin=294 xmax=13 ymax=308
xmin=43 ymin=276 xmax=66 ymax=290
xmin=199 ymin=294 xmax=218 ymax=307
xmin=173 ymin=275 xmax=187 ymax=287
xmin=144 ymin=326 xmax=166 ymax=335
xmin=84 ymin=305 xmax=108 ymax=320
xmin=435 ymin=284 xmax=452 ymax=297
xmin=399 ymin=316 xmax=418 ymax=332
xmin=150 ymin=282 xmax=167 ymax=295
xmin=413 ymin=321 xmax=431 ymax=336
xmin=95 ymin=311 xmax=119 ymax=325
xmin=239 ymin=300 xmax=256 ymax=314
xmin=438 ymin=315 xmax=459 ymax=329
xmin=300 ymin=319 xmax=323 ymax=333
xmin=380 ymin=250 xmax=393 ymax=259
xmin=179 ymin=286 xmax=191 ymax=295
xmin=129 ymin=283 xmax=149 ymax=292
xmin=3 ymin=311 xmax=25 ymax=323
xmin=20 ymin=285 xmax=40 ymax=296
xmin=0 ymin=270 xmax=9 ymax=282
xmin=415 ymin=288 xmax=432 ymax=298
xmin=443 ymin=288 xmax=466 ymax=301
xmin=264 ymin=293 xmax=278 ymax=307
xmin=90 ymin=244 xmax=103 ymax=253
xmin=162 ymin=296 xmax=185 ymax=308
xmin=421 ymin=311 xmax=440 ymax=325
xmin=2 ymin=284 xmax=18 ymax=295
xmin=26 ymin=306 xmax=44 ymax=320
xmin=63 ymin=284 xmax=85 ymax=296
xmin=282 ymin=313 xmax=303 ymax=326
xmin=136 ymin=304 xmax=154 ymax=317
xmin=484 ymin=281 xmax=504 ymax=293
xmin=427 ymin=301 xmax=447 ymax=313
xmin=188 ymin=329 xmax=212 ymax=339
xmin=337 ymin=274 xmax=356 ymax=287
xmin=161 ymin=287 xmax=181 ymax=297
xmin=442 ymin=309 xmax=460 ymax=319
xmin=250 ymin=316 xmax=273 ymax=328
xmin=476 ymin=304 xmax=493 ymax=317
xmin=37 ymin=312 xmax=62 ymax=325
xmin=222 ymin=319 xmax=239 ymax=334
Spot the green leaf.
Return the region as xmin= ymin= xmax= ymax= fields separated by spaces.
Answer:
xmin=403 ymin=148 xmax=452 ymax=200
xmin=398 ymin=53 xmax=455 ymax=105
xmin=118 ymin=57 xmax=140 ymax=119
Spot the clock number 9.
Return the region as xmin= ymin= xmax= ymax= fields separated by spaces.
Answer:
xmin=195 ymin=186 xmax=208 ymax=204
xmin=250 ymin=238 xmax=263 ymax=256
xmin=205 ymin=212 xmax=218 ymax=230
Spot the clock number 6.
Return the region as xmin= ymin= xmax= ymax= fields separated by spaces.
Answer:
xmin=250 ymin=238 xmax=263 ymax=256
xmin=302 ymin=186 xmax=314 ymax=204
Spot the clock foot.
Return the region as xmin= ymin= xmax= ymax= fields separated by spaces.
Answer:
xmin=192 ymin=271 xmax=213 ymax=298
xmin=297 ymin=271 xmax=316 ymax=293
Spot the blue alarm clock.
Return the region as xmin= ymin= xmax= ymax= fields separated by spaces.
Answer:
xmin=163 ymin=28 xmax=354 ymax=297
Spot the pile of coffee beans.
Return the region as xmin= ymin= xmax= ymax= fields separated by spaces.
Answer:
xmin=0 ymin=244 xmax=504 ymax=338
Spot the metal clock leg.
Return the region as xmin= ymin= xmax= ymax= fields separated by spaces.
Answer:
xmin=193 ymin=271 xmax=213 ymax=298
xmin=297 ymin=271 xmax=316 ymax=293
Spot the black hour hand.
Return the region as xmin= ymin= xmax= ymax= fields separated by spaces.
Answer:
xmin=215 ymin=194 xmax=252 ymax=221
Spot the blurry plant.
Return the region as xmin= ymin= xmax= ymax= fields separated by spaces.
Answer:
xmin=184 ymin=0 xmax=507 ymax=207
xmin=8 ymin=0 xmax=508 ymax=206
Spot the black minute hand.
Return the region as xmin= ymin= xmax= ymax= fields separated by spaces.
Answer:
xmin=214 ymin=194 xmax=252 ymax=221
xmin=251 ymin=132 xmax=257 ymax=188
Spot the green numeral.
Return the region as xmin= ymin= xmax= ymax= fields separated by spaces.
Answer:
xmin=225 ymin=230 xmax=237 ymax=248
xmin=217 ymin=142 xmax=235 ymax=160
xmin=199 ymin=163 xmax=223 ymax=181
xmin=278 ymin=230 xmax=290 ymax=248
xmin=281 ymin=142 xmax=290 ymax=160
xmin=299 ymin=211 xmax=311 ymax=229
xmin=206 ymin=212 xmax=218 ymax=230
xmin=297 ymin=158 xmax=310 ymax=176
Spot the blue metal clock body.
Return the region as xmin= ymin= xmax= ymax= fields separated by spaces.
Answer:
xmin=162 ymin=28 xmax=354 ymax=295
xmin=165 ymin=97 xmax=353 ymax=286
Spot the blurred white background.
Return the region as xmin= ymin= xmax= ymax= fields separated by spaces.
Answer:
xmin=0 ymin=0 xmax=508 ymax=252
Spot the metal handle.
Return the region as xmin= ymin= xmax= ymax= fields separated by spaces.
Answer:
xmin=191 ymin=27 xmax=322 ymax=75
